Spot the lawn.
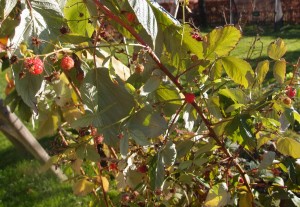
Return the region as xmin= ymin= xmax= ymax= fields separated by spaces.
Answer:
xmin=0 ymin=24 xmax=299 ymax=206
xmin=0 ymin=69 xmax=90 ymax=206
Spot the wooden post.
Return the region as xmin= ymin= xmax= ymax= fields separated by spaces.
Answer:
xmin=0 ymin=99 xmax=67 ymax=181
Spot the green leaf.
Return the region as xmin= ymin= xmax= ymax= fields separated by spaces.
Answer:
xmin=128 ymin=129 xmax=151 ymax=146
xmin=255 ymin=60 xmax=270 ymax=85
xmin=221 ymin=56 xmax=254 ymax=88
xmin=204 ymin=25 xmax=241 ymax=59
xmin=155 ymin=83 xmax=182 ymax=117
xmin=258 ymin=151 xmax=276 ymax=171
xmin=218 ymin=88 xmax=248 ymax=104
xmin=225 ymin=103 xmax=244 ymax=113
xmin=128 ymin=0 xmax=158 ymax=44
xmin=64 ymin=0 xmax=94 ymax=37
xmin=58 ymin=33 xmax=91 ymax=44
xmin=161 ymin=140 xmax=177 ymax=166
xmin=149 ymin=154 xmax=165 ymax=190
xmin=80 ymin=67 xmax=135 ymax=146
xmin=225 ymin=114 xmax=255 ymax=150
xmin=273 ymin=59 xmax=286 ymax=84
xmin=126 ymin=168 xmax=144 ymax=189
xmin=155 ymin=153 xmax=165 ymax=189
xmin=13 ymin=62 xmax=44 ymax=111
xmin=176 ymin=140 xmax=194 ymax=159
xmin=76 ymin=144 xmax=100 ymax=162
xmin=140 ymin=75 xmax=161 ymax=96
xmin=120 ymin=133 xmax=129 ymax=158
xmin=276 ymin=137 xmax=300 ymax=158
xmin=0 ymin=0 xmax=17 ymax=22
xmin=10 ymin=0 xmax=64 ymax=53
xmin=204 ymin=182 xmax=230 ymax=207
xmin=210 ymin=59 xmax=223 ymax=80
xmin=293 ymin=110 xmax=300 ymax=123
xmin=267 ymin=38 xmax=287 ymax=60
xmin=128 ymin=105 xmax=167 ymax=138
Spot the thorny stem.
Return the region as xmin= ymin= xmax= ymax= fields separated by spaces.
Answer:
xmin=94 ymin=0 xmax=254 ymax=205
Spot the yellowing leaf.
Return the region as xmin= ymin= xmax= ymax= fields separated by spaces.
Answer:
xmin=267 ymin=38 xmax=287 ymax=60
xmin=73 ymin=178 xmax=94 ymax=196
xmin=238 ymin=191 xmax=253 ymax=207
xmin=204 ymin=183 xmax=230 ymax=207
xmin=221 ymin=56 xmax=254 ymax=88
xmin=101 ymin=176 xmax=109 ymax=192
xmin=255 ymin=60 xmax=269 ymax=85
xmin=276 ymin=137 xmax=300 ymax=158
xmin=62 ymin=105 xmax=83 ymax=124
xmin=204 ymin=26 xmax=241 ymax=59
xmin=36 ymin=111 xmax=60 ymax=138
xmin=71 ymin=159 xmax=83 ymax=175
xmin=273 ymin=59 xmax=286 ymax=84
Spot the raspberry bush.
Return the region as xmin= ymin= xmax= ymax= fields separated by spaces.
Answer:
xmin=1 ymin=0 xmax=300 ymax=207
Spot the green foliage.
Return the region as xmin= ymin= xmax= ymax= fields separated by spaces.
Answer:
xmin=1 ymin=0 xmax=300 ymax=206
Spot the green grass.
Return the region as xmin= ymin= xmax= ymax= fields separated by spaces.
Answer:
xmin=231 ymin=25 xmax=300 ymax=64
xmin=0 ymin=68 xmax=91 ymax=206
xmin=0 ymin=134 xmax=91 ymax=207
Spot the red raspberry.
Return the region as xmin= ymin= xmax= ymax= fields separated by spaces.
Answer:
xmin=184 ymin=93 xmax=195 ymax=103
xmin=191 ymin=33 xmax=203 ymax=41
xmin=286 ymin=86 xmax=296 ymax=98
xmin=24 ymin=57 xmax=44 ymax=75
xmin=126 ymin=13 xmax=136 ymax=23
xmin=109 ymin=163 xmax=118 ymax=171
xmin=94 ymin=135 xmax=104 ymax=144
xmin=61 ymin=55 xmax=74 ymax=71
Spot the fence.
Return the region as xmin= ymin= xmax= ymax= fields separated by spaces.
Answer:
xmin=158 ymin=0 xmax=300 ymax=26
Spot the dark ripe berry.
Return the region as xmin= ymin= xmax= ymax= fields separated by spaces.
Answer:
xmin=117 ymin=133 xmax=124 ymax=139
xmin=121 ymin=194 xmax=130 ymax=203
xmin=286 ymin=86 xmax=297 ymax=98
xmin=31 ymin=36 xmax=41 ymax=47
xmin=238 ymin=177 xmax=244 ymax=184
xmin=155 ymin=189 xmax=162 ymax=196
xmin=60 ymin=26 xmax=70 ymax=34
xmin=184 ymin=93 xmax=195 ymax=103
xmin=76 ymin=70 xmax=84 ymax=81
xmin=24 ymin=57 xmax=44 ymax=75
xmin=61 ymin=55 xmax=75 ymax=71
xmin=137 ymin=165 xmax=148 ymax=173
xmin=10 ymin=55 xmax=18 ymax=64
